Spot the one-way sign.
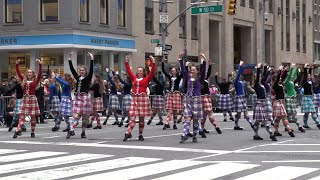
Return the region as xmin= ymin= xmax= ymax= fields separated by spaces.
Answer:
xmin=157 ymin=44 xmax=173 ymax=51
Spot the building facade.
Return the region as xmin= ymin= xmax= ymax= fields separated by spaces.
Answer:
xmin=0 ymin=0 xmax=135 ymax=80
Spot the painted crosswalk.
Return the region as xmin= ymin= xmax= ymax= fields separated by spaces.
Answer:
xmin=0 ymin=148 xmax=319 ymax=180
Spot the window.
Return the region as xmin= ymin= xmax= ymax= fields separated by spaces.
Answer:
xmin=118 ymin=0 xmax=126 ymax=27
xmin=40 ymin=0 xmax=58 ymax=22
xmin=296 ymin=0 xmax=300 ymax=52
xmin=281 ymin=0 xmax=284 ymax=50
xmin=5 ymin=0 xmax=22 ymax=23
xmin=100 ymin=0 xmax=109 ymax=24
xmin=80 ymin=0 xmax=89 ymax=22
xmin=240 ymin=0 xmax=245 ymax=7
xmin=269 ymin=0 xmax=273 ymax=13
xmin=179 ymin=0 xmax=186 ymax=38
xmin=302 ymin=0 xmax=306 ymax=53
xmin=145 ymin=0 xmax=153 ymax=34
xmin=249 ymin=0 xmax=254 ymax=9
xmin=286 ymin=0 xmax=290 ymax=51
xmin=191 ymin=15 xmax=198 ymax=40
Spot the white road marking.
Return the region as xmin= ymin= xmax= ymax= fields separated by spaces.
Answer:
xmin=0 ymin=154 xmax=112 ymax=175
xmin=152 ymin=162 xmax=259 ymax=180
xmin=236 ymin=166 xmax=318 ymax=180
xmin=236 ymin=151 xmax=320 ymax=153
xmin=2 ymin=157 xmax=160 ymax=180
xmin=42 ymin=136 xmax=60 ymax=139
xmin=0 ymin=151 xmax=66 ymax=163
xmin=73 ymin=160 xmax=205 ymax=180
xmin=0 ymin=149 xmax=27 ymax=155
xmin=308 ymin=176 xmax=320 ymax=180
xmin=262 ymin=160 xmax=320 ymax=163
xmin=270 ymin=144 xmax=320 ymax=146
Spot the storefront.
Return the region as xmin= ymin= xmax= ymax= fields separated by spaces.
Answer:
xmin=0 ymin=34 xmax=136 ymax=79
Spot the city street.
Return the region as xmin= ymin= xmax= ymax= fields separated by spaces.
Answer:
xmin=0 ymin=113 xmax=319 ymax=179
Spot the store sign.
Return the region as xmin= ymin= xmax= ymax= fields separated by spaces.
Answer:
xmin=90 ymin=38 xmax=119 ymax=46
xmin=0 ymin=38 xmax=18 ymax=45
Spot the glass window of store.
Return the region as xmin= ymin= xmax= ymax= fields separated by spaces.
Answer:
xmin=5 ymin=0 xmax=23 ymax=23
xmin=40 ymin=0 xmax=59 ymax=22
xmin=118 ymin=0 xmax=126 ymax=27
xmin=80 ymin=0 xmax=89 ymax=22
xmin=100 ymin=0 xmax=109 ymax=24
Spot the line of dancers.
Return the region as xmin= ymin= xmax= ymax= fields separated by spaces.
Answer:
xmin=8 ymin=51 xmax=320 ymax=143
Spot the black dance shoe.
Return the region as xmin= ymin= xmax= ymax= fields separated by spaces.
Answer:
xmin=138 ymin=135 xmax=144 ymax=141
xmin=215 ymin=127 xmax=222 ymax=134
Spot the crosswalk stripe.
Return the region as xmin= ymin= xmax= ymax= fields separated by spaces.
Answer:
xmin=308 ymin=176 xmax=320 ymax=180
xmin=0 ymin=149 xmax=27 ymax=155
xmin=0 ymin=151 xmax=66 ymax=163
xmin=235 ymin=166 xmax=319 ymax=180
xmin=73 ymin=160 xmax=205 ymax=180
xmin=0 ymin=153 xmax=112 ymax=175
xmin=152 ymin=162 xmax=259 ymax=180
xmin=1 ymin=157 xmax=160 ymax=180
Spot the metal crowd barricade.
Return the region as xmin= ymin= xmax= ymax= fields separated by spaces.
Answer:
xmin=0 ymin=96 xmax=14 ymax=126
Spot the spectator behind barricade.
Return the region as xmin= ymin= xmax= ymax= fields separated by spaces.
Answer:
xmin=4 ymin=97 xmax=15 ymax=127
xmin=0 ymin=79 xmax=10 ymax=122
xmin=36 ymin=79 xmax=47 ymax=124
xmin=8 ymin=76 xmax=17 ymax=94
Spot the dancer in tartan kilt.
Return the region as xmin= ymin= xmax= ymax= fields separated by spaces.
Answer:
xmin=123 ymin=55 xmax=156 ymax=141
xmin=13 ymin=58 xmax=42 ymax=138
xmin=272 ymin=65 xmax=295 ymax=137
xmin=51 ymin=72 xmax=74 ymax=132
xmin=199 ymin=60 xmax=221 ymax=138
xmin=215 ymin=72 xmax=234 ymax=122
xmin=162 ymin=60 xmax=183 ymax=130
xmin=301 ymin=63 xmax=320 ymax=129
xmin=147 ymin=73 xmax=165 ymax=126
xmin=252 ymin=63 xmax=277 ymax=141
xmin=284 ymin=63 xmax=305 ymax=132
xmin=313 ymin=75 xmax=320 ymax=116
xmin=177 ymin=62 xmax=191 ymax=124
xmin=87 ymin=74 xmax=105 ymax=129
xmin=117 ymin=72 xmax=132 ymax=127
xmin=49 ymin=78 xmax=61 ymax=132
xmin=67 ymin=51 xmax=94 ymax=139
xmin=179 ymin=53 xmax=206 ymax=143
xmin=103 ymin=69 xmax=120 ymax=126
xmin=233 ymin=61 xmax=254 ymax=130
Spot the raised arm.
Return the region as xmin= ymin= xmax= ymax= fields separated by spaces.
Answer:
xmin=235 ymin=61 xmax=244 ymax=84
xmin=55 ymin=76 xmax=69 ymax=86
xmin=15 ymin=59 xmax=24 ymax=81
xmin=162 ymin=62 xmax=171 ymax=79
xmin=179 ymin=59 xmax=189 ymax=79
xmin=292 ymin=67 xmax=299 ymax=81
xmin=255 ymin=66 xmax=261 ymax=86
xmin=106 ymin=71 xmax=115 ymax=86
xmin=34 ymin=61 xmax=42 ymax=84
xmin=68 ymin=60 xmax=78 ymax=79
xmin=117 ymin=73 xmax=129 ymax=87
xmin=146 ymin=57 xmax=156 ymax=83
xmin=206 ymin=64 xmax=212 ymax=80
xmin=86 ymin=52 xmax=94 ymax=80
xmin=200 ymin=61 xmax=206 ymax=82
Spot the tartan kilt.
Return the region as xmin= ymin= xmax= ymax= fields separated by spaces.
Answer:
xmin=73 ymin=93 xmax=92 ymax=114
xmin=166 ymin=92 xmax=182 ymax=111
xmin=108 ymin=95 xmax=120 ymax=110
xmin=201 ymin=95 xmax=212 ymax=112
xmin=218 ymin=94 xmax=233 ymax=110
xmin=253 ymin=99 xmax=268 ymax=122
xmin=233 ymin=95 xmax=247 ymax=112
xmin=285 ymin=96 xmax=297 ymax=114
xmin=301 ymin=95 xmax=316 ymax=113
xmin=13 ymin=98 xmax=22 ymax=115
xmin=273 ymin=100 xmax=287 ymax=117
xmin=129 ymin=93 xmax=152 ymax=117
xmin=184 ymin=96 xmax=203 ymax=119
xmin=92 ymin=97 xmax=104 ymax=112
xmin=21 ymin=95 xmax=40 ymax=116
xmin=152 ymin=95 xmax=165 ymax=109
xmin=314 ymin=93 xmax=320 ymax=107
xmin=122 ymin=94 xmax=131 ymax=112
xmin=59 ymin=96 xmax=72 ymax=116
xmin=50 ymin=96 xmax=60 ymax=112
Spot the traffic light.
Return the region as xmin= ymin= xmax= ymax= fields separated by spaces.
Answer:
xmin=227 ymin=0 xmax=237 ymax=15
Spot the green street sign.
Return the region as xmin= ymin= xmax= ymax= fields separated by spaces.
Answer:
xmin=151 ymin=39 xmax=160 ymax=44
xmin=191 ymin=5 xmax=223 ymax=15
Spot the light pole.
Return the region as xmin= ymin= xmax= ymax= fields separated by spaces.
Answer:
xmin=261 ymin=0 xmax=267 ymax=64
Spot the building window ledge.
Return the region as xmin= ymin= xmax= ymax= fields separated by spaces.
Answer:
xmin=191 ymin=37 xmax=198 ymax=40
xmin=39 ymin=21 xmax=60 ymax=24
xmin=179 ymin=35 xmax=187 ymax=39
xmin=2 ymin=23 xmax=24 ymax=26
xmin=117 ymin=26 xmax=127 ymax=30
xmin=79 ymin=21 xmax=91 ymax=25
xmin=145 ymin=31 xmax=155 ymax=35
xmin=99 ymin=24 xmax=110 ymax=27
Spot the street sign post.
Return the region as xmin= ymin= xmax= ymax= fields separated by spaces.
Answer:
xmin=151 ymin=39 xmax=160 ymax=44
xmin=165 ymin=44 xmax=172 ymax=51
xmin=155 ymin=47 xmax=163 ymax=56
xmin=160 ymin=13 xmax=169 ymax=23
xmin=191 ymin=5 xmax=223 ymax=15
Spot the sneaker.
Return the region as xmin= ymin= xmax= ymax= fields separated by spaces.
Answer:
xmin=156 ymin=122 xmax=164 ymax=125
xmin=8 ymin=126 xmax=13 ymax=132
xmin=63 ymin=128 xmax=70 ymax=132
xmin=274 ymin=131 xmax=282 ymax=136
xmin=93 ymin=125 xmax=102 ymax=129
xmin=223 ymin=119 xmax=227 ymax=122
xmin=199 ymin=131 xmax=206 ymax=138
xmin=13 ymin=131 xmax=21 ymax=138
xmin=303 ymin=125 xmax=310 ymax=129
xmin=86 ymin=124 xmax=92 ymax=128
xmin=118 ymin=122 xmax=123 ymax=127
xmin=215 ymin=127 xmax=222 ymax=134
xmin=123 ymin=133 xmax=132 ymax=141
xmin=173 ymin=124 xmax=177 ymax=130
xmin=230 ymin=117 xmax=235 ymax=121
xmin=163 ymin=124 xmax=170 ymax=130
xmin=138 ymin=135 xmax=144 ymax=141
xmin=51 ymin=127 xmax=59 ymax=132
xmin=203 ymin=129 xmax=210 ymax=133
xmin=288 ymin=131 xmax=295 ymax=137
xmin=253 ymin=135 xmax=263 ymax=140
xmin=102 ymin=120 xmax=108 ymax=125
xmin=298 ymin=127 xmax=305 ymax=132
xmin=270 ymin=135 xmax=277 ymax=141
xmin=234 ymin=126 xmax=243 ymax=130
xmin=81 ymin=132 xmax=86 ymax=139
xmin=66 ymin=131 xmax=75 ymax=139
xmin=192 ymin=136 xmax=198 ymax=143
xmin=112 ymin=121 xmax=119 ymax=125
xmin=147 ymin=120 xmax=152 ymax=125
xmin=179 ymin=136 xmax=188 ymax=143
xmin=31 ymin=133 xmax=35 ymax=138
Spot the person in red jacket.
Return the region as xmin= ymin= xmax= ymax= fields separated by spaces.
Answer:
xmin=13 ymin=58 xmax=42 ymax=138
xmin=123 ymin=54 xmax=156 ymax=141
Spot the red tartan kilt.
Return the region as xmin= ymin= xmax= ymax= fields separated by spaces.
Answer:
xmin=129 ymin=93 xmax=152 ymax=117
xmin=92 ymin=97 xmax=104 ymax=112
xmin=273 ymin=100 xmax=287 ymax=117
xmin=73 ymin=93 xmax=92 ymax=114
xmin=166 ymin=92 xmax=182 ymax=111
xmin=201 ymin=95 xmax=212 ymax=112
xmin=21 ymin=95 xmax=40 ymax=116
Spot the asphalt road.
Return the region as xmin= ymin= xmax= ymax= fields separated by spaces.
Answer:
xmin=0 ymin=112 xmax=320 ymax=180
